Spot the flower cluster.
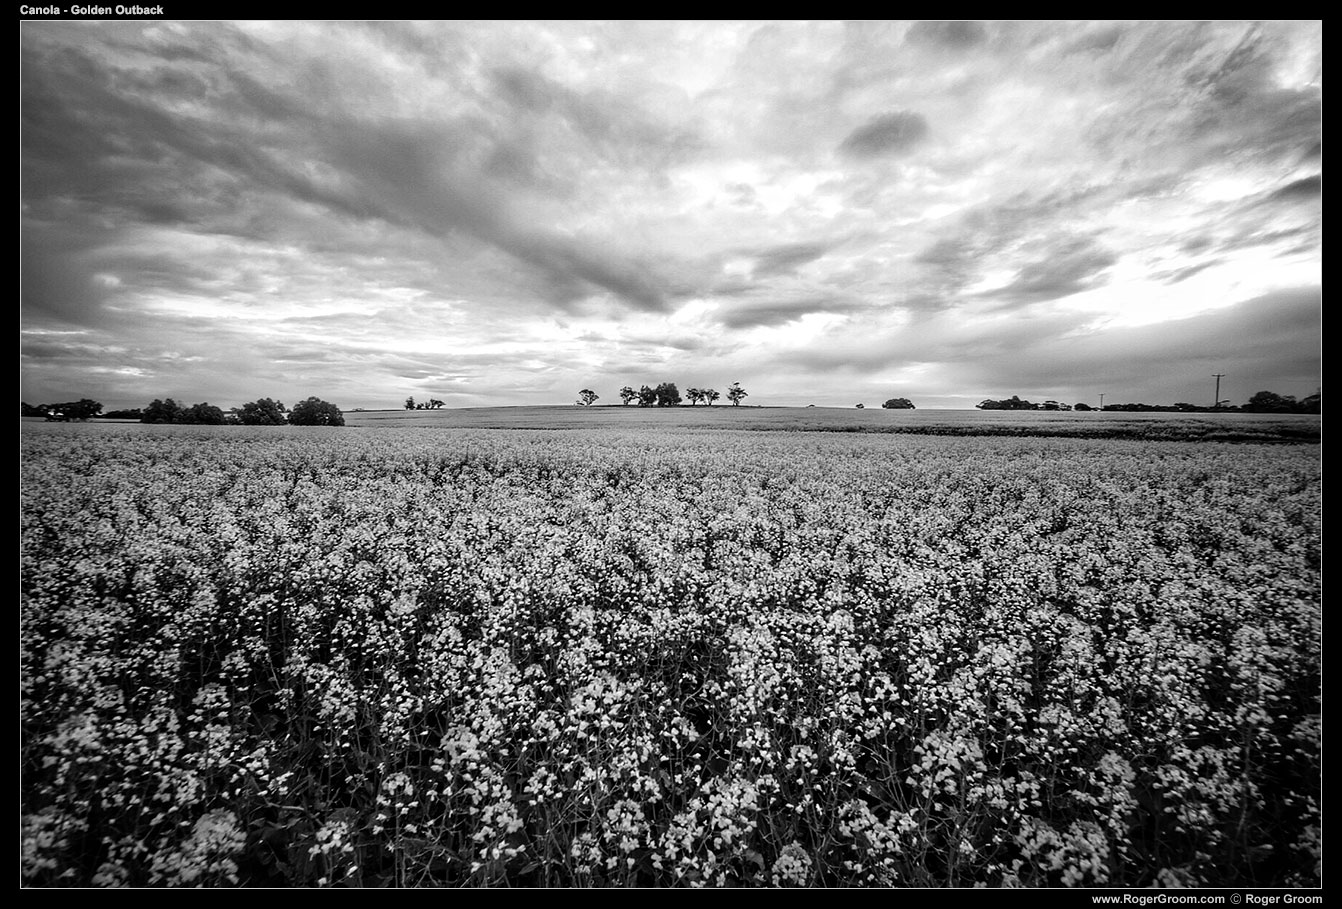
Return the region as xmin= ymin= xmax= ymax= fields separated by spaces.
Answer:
xmin=21 ymin=423 xmax=1320 ymax=886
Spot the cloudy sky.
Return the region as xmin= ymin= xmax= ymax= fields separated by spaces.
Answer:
xmin=21 ymin=20 xmax=1321 ymax=410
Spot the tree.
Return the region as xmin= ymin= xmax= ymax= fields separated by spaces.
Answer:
xmin=102 ymin=407 xmax=144 ymax=420
xmin=36 ymin=398 xmax=103 ymax=421
xmin=238 ymin=398 xmax=287 ymax=425
xmin=428 ymin=398 xmax=445 ymax=409
xmin=727 ymin=382 xmax=748 ymax=406
xmin=181 ymin=402 xmax=227 ymax=425
xmin=977 ymin=395 xmax=1034 ymax=411
xmin=882 ymin=398 xmax=915 ymax=409
xmin=704 ymin=388 xmax=720 ymax=406
xmin=686 ymin=387 xmax=703 ymax=405
xmin=288 ymin=397 xmax=345 ymax=426
xmin=855 ymin=403 xmax=865 ymax=408
xmin=405 ymin=397 xmax=416 ymax=410
xmin=637 ymin=385 xmax=657 ymax=407
xmin=1073 ymin=402 xmax=1092 ymax=411
xmin=619 ymin=386 xmax=637 ymax=406
xmin=654 ymin=382 xmax=682 ymax=407
xmin=142 ymin=398 xmax=183 ymax=424
xmin=70 ymin=399 xmax=103 ymax=420
xmin=577 ymin=389 xmax=599 ymax=406
xmin=1243 ymin=391 xmax=1298 ymax=413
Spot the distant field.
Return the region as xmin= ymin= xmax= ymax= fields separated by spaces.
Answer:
xmin=343 ymin=405 xmax=1320 ymax=443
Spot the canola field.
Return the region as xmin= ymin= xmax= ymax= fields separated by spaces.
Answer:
xmin=21 ymin=421 xmax=1321 ymax=887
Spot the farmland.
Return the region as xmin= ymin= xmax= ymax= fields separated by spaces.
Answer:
xmin=20 ymin=413 xmax=1321 ymax=887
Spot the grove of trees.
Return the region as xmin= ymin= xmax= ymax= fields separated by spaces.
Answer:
xmin=1242 ymin=390 xmax=1321 ymax=414
xmin=882 ymin=398 xmax=916 ymax=409
xmin=977 ymin=391 xmax=1320 ymax=414
xmin=22 ymin=399 xmax=103 ymax=421
xmin=26 ymin=395 xmax=348 ymax=426
xmin=976 ymin=395 xmax=1038 ymax=411
xmin=609 ymin=383 xmax=739 ymax=406
xmin=288 ymin=397 xmax=346 ymax=426
xmin=237 ymin=398 xmax=287 ymax=425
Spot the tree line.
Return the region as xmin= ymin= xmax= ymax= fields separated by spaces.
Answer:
xmin=977 ymin=390 xmax=1320 ymax=414
xmin=576 ymin=382 xmax=749 ymax=407
xmin=22 ymin=396 xmax=346 ymax=426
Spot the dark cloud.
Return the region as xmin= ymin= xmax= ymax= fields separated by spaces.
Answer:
xmin=987 ymin=237 xmax=1117 ymax=305
xmin=1156 ymin=260 xmax=1222 ymax=284
xmin=748 ymin=241 xmax=835 ymax=277
xmin=915 ymin=238 xmax=971 ymax=267
xmin=911 ymin=183 xmax=1122 ymax=304
xmin=20 ymin=32 xmax=695 ymax=318
xmin=1263 ymin=174 xmax=1322 ymax=204
xmin=767 ymin=286 xmax=1319 ymax=404
xmin=839 ymin=111 xmax=929 ymax=158
xmin=726 ymin=182 xmax=758 ymax=207
xmin=906 ymin=21 xmax=987 ymax=50
xmin=490 ymin=64 xmax=703 ymax=170
xmin=1217 ymin=226 xmax=1313 ymax=255
xmin=961 ymin=286 xmax=1321 ymax=398
xmin=717 ymin=296 xmax=855 ymax=330
xmin=1181 ymin=27 xmax=1320 ymax=164
xmin=1062 ymin=24 xmax=1126 ymax=56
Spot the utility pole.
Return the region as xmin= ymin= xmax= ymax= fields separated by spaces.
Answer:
xmin=1212 ymin=374 xmax=1225 ymax=409
xmin=1098 ymin=393 xmax=1106 ymax=411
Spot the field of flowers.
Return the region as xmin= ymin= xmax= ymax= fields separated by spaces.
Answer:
xmin=21 ymin=422 xmax=1320 ymax=887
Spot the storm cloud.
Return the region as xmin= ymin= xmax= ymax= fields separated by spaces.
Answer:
xmin=20 ymin=21 xmax=1321 ymax=410
xmin=838 ymin=111 xmax=929 ymax=158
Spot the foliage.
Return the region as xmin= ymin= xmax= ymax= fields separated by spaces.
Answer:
xmin=181 ymin=403 xmax=228 ymax=425
xmin=24 ymin=399 xmax=103 ymax=421
xmin=637 ymin=385 xmax=657 ymax=407
xmin=654 ymin=383 xmax=682 ymax=407
xmin=287 ymin=397 xmax=345 ymax=426
xmin=20 ymin=426 xmax=1320 ymax=887
xmin=142 ymin=398 xmax=184 ymax=424
xmin=881 ymin=398 xmax=915 ymax=410
xmin=1243 ymin=390 xmax=1321 ymax=414
xmin=619 ymin=387 xmax=637 ymax=406
xmin=102 ymin=408 xmax=145 ymax=421
xmin=238 ymin=399 xmax=288 ymax=426
xmin=977 ymin=395 xmax=1035 ymax=411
